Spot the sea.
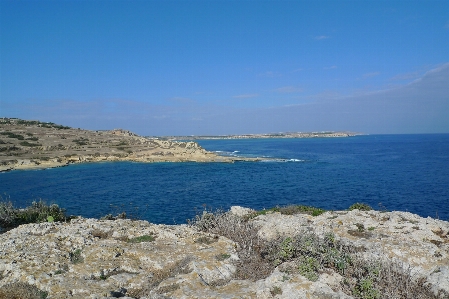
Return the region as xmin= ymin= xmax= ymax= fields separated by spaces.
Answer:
xmin=1 ymin=134 xmax=448 ymax=224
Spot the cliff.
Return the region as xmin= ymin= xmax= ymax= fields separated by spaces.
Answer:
xmin=0 ymin=207 xmax=448 ymax=298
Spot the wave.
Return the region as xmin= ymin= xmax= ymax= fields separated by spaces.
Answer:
xmin=260 ymin=158 xmax=305 ymax=163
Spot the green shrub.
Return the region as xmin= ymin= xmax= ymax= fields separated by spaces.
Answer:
xmin=0 ymin=199 xmax=67 ymax=229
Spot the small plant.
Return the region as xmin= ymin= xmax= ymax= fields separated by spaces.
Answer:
xmin=270 ymin=286 xmax=283 ymax=296
xmin=127 ymin=234 xmax=155 ymax=243
xmin=349 ymin=203 xmax=372 ymax=211
xmin=215 ymin=253 xmax=231 ymax=261
xmin=356 ymin=223 xmax=365 ymax=232
xmin=298 ymin=256 xmax=319 ymax=281
xmin=274 ymin=237 xmax=295 ymax=265
xmin=353 ymin=278 xmax=380 ymax=299
xmin=70 ymin=249 xmax=84 ymax=264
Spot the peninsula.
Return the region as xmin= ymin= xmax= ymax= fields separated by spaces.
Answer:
xmin=161 ymin=131 xmax=361 ymax=140
xmin=0 ymin=118 xmax=256 ymax=172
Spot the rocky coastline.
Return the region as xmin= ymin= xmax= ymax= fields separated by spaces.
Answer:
xmin=0 ymin=118 xmax=259 ymax=172
xmin=0 ymin=206 xmax=448 ymax=298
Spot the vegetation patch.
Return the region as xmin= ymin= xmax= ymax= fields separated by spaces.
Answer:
xmin=349 ymin=203 xmax=373 ymax=211
xmin=0 ymin=131 xmax=25 ymax=140
xmin=270 ymin=286 xmax=283 ymax=296
xmin=70 ymin=249 xmax=84 ymax=264
xmin=190 ymin=209 xmax=441 ymax=298
xmin=127 ymin=234 xmax=155 ymax=243
xmin=195 ymin=235 xmax=218 ymax=245
xmin=215 ymin=253 xmax=231 ymax=261
xmin=0 ymin=282 xmax=48 ymax=299
xmin=246 ymin=204 xmax=326 ymax=219
xmin=72 ymin=137 xmax=89 ymax=146
xmin=19 ymin=141 xmax=41 ymax=147
xmin=0 ymin=199 xmax=67 ymax=229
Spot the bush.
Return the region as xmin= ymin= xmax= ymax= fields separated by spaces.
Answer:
xmin=0 ymin=199 xmax=67 ymax=229
xmin=349 ymin=203 xmax=373 ymax=211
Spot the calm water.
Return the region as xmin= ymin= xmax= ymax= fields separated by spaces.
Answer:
xmin=1 ymin=134 xmax=448 ymax=223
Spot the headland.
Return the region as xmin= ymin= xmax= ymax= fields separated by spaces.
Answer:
xmin=0 ymin=118 xmax=259 ymax=172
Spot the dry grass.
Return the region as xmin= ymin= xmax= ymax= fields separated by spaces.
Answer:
xmin=0 ymin=282 xmax=48 ymax=299
xmin=127 ymin=256 xmax=194 ymax=297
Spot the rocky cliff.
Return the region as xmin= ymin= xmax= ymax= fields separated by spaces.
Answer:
xmin=0 ymin=207 xmax=448 ymax=299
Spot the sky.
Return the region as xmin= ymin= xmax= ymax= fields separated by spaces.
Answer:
xmin=1 ymin=0 xmax=448 ymax=136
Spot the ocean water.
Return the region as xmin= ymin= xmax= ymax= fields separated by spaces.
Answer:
xmin=1 ymin=134 xmax=448 ymax=223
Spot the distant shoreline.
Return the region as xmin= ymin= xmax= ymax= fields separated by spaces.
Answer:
xmin=158 ymin=131 xmax=363 ymax=141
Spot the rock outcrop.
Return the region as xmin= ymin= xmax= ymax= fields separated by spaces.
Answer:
xmin=1 ymin=207 xmax=448 ymax=298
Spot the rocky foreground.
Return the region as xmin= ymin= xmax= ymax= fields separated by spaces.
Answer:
xmin=0 ymin=207 xmax=448 ymax=299
xmin=0 ymin=118 xmax=257 ymax=172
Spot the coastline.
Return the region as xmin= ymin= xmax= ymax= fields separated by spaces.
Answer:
xmin=0 ymin=118 xmax=263 ymax=172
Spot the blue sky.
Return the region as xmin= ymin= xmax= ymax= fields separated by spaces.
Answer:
xmin=1 ymin=1 xmax=448 ymax=135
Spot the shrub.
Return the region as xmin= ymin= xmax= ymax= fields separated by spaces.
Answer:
xmin=349 ymin=203 xmax=373 ymax=211
xmin=0 ymin=199 xmax=67 ymax=229
xmin=19 ymin=141 xmax=41 ymax=147
xmin=0 ymin=132 xmax=25 ymax=140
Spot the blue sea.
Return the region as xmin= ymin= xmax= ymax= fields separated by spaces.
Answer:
xmin=1 ymin=134 xmax=448 ymax=223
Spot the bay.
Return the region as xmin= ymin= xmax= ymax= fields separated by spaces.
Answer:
xmin=1 ymin=134 xmax=448 ymax=223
